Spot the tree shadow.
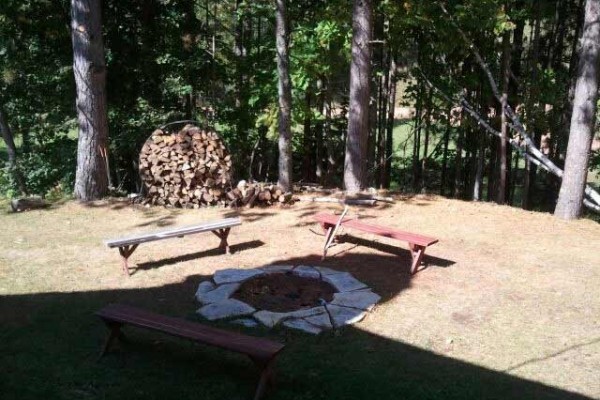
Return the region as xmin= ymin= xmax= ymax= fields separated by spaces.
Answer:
xmin=133 ymin=240 xmax=266 ymax=274
xmin=0 ymin=272 xmax=593 ymax=400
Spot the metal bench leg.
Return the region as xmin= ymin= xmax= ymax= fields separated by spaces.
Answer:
xmin=409 ymin=244 xmax=426 ymax=274
xmin=99 ymin=321 xmax=124 ymax=358
xmin=118 ymin=245 xmax=138 ymax=276
xmin=250 ymin=357 xmax=276 ymax=400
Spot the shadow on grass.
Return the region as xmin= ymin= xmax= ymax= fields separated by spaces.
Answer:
xmin=133 ymin=240 xmax=266 ymax=274
xmin=0 ymin=269 xmax=592 ymax=400
xmin=0 ymin=245 xmax=592 ymax=399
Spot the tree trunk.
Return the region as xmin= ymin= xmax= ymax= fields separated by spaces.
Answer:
xmin=384 ymin=53 xmax=397 ymax=189
xmin=497 ymin=27 xmax=511 ymax=204
xmin=555 ymin=0 xmax=600 ymax=219
xmin=302 ymin=89 xmax=313 ymax=182
xmin=71 ymin=0 xmax=109 ymax=201
xmin=440 ymin=106 xmax=451 ymax=196
xmin=0 ymin=106 xmax=27 ymax=194
xmin=344 ymin=0 xmax=372 ymax=194
xmin=275 ymin=0 xmax=293 ymax=192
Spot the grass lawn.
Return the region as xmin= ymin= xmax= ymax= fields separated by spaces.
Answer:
xmin=1 ymin=197 xmax=599 ymax=399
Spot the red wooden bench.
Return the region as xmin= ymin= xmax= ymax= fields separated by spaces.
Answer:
xmin=313 ymin=212 xmax=439 ymax=274
xmin=96 ymin=303 xmax=284 ymax=400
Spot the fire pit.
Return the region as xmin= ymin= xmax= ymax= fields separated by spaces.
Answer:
xmin=195 ymin=265 xmax=381 ymax=334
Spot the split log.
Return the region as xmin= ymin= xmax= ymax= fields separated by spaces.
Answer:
xmin=139 ymin=124 xmax=232 ymax=207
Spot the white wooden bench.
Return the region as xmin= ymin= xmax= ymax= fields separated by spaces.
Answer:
xmin=104 ymin=217 xmax=241 ymax=276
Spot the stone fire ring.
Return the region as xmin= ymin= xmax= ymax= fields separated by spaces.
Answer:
xmin=194 ymin=265 xmax=381 ymax=335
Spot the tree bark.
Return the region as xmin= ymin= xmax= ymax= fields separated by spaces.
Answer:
xmin=497 ymin=27 xmax=511 ymax=204
xmin=0 ymin=105 xmax=27 ymax=194
xmin=384 ymin=52 xmax=397 ymax=189
xmin=555 ymin=0 xmax=600 ymax=219
xmin=275 ymin=0 xmax=293 ymax=192
xmin=344 ymin=0 xmax=372 ymax=194
xmin=71 ymin=0 xmax=109 ymax=201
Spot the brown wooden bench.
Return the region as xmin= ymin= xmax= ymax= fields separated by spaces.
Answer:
xmin=104 ymin=217 xmax=241 ymax=276
xmin=313 ymin=212 xmax=439 ymax=274
xmin=96 ymin=303 xmax=284 ymax=400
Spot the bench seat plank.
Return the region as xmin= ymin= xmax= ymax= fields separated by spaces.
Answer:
xmin=96 ymin=304 xmax=284 ymax=400
xmin=313 ymin=213 xmax=438 ymax=247
xmin=96 ymin=304 xmax=283 ymax=360
xmin=104 ymin=218 xmax=241 ymax=248
xmin=313 ymin=212 xmax=439 ymax=274
xmin=104 ymin=218 xmax=241 ymax=276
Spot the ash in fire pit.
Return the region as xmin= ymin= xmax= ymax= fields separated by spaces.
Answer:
xmin=232 ymin=273 xmax=335 ymax=313
xmin=195 ymin=265 xmax=381 ymax=334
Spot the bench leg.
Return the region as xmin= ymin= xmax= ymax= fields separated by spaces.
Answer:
xmin=409 ymin=244 xmax=426 ymax=274
xmin=212 ymin=228 xmax=231 ymax=254
xmin=99 ymin=321 xmax=124 ymax=358
xmin=250 ymin=357 xmax=276 ymax=400
xmin=117 ymin=245 xmax=138 ymax=276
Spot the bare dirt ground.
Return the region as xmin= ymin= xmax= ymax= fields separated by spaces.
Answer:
xmin=1 ymin=195 xmax=599 ymax=398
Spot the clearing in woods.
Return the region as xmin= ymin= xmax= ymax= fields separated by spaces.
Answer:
xmin=1 ymin=196 xmax=599 ymax=399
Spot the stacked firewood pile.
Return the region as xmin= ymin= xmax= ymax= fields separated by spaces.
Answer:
xmin=226 ymin=180 xmax=295 ymax=207
xmin=139 ymin=124 xmax=232 ymax=207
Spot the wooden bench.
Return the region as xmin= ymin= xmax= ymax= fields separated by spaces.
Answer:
xmin=96 ymin=303 xmax=284 ymax=400
xmin=313 ymin=212 xmax=439 ymax=274
xmin=104 ymin=217 xmax=241 ymax=276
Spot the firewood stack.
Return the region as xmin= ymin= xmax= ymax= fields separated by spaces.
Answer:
xmin=139 ymin=124 xmax=233 ymax=207
xmin=226 ymin=181 xmax=295 ymax=207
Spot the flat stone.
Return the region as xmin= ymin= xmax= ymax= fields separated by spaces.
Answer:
xmin=326 ymin=304 xmax=367 ymax=328
xmin=194 ymin=281 xmax=216 ymax=301
xmin=314 ymin=266 xmax=343 ymax=276
xmin=282 ymin=319 xmax=322 ymax=335
xmin=231 ymin=318 xmax=259 ymax=328
xmin=330 ymin=290 xmax=381 ymax=311
xmin=196 ymin=283 xmax=240 ymax=304
xmin=323 ymin=272 xmax=367 ymax=292
xmin=303 ymin=313 xmax=333 ymax=329
xmin=260 ymin=265 xmax=294 ymax=274
xmin=253 ymin=310 xmax=286 ymax=328
xmin=292 ymin=265 xmax=321 ymax=279
xmin=213 ymin=268 xmax=264 ymax=284
xmin=197 ymin=299 xmax=256 ymax=321
xmin=254 ymin=306 xmax=326 ymax=328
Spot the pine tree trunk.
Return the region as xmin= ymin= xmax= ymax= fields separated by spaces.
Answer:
xmin=497 ymin=28 xmax=511 ymax=204
xmin=71 ymin=0 xmax=109 ymax=201
xmin=302 ymin=89 xmax=313 ymax=182
xmin=383 ymin=53 xmax=397 ymax=189
xmin=0 ymin=106 xmax=27 ymax=194
xmin=275 ymin=0 xmax=293 ymax=192
xmin=522 ymin=0 xmax=543 ymax=209
xmin=344 ymin=0 xmax=372 ymax=194
xmin=555 ymin=0 xmax=600 ymax=219
xmin=440 ymin=106 xmax=451 ymax=196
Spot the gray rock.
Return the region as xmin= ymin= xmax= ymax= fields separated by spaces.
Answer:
xmin=314 ymin=266 xmax=342 ymax=276
xmin=254 ymin=306 xmax=326 ymax=328
xmin=194 ymin=281 xmax=216 ymax=302
xmin=282 ymin=319 xmax=322 ymax=335
xmin=213 ymin=268 xmax=264 ymax=284
xmin=330 ymin=290 xmax=381 ymax=311
xmin=253 ymin=310 xmax=286 ymax=328
xmin=260 ymin=265 xmax=294 ymax=274
xmin=292 ymin=265 xmax=321 ymax=279
xmin=326 ymin=304 xmax=367 ymax=328
xmin=196 ymin=283 xmax=240 ymax=304
xmin=197 ymin=299 xmax=256 ymax=320
xmin=231 ymin=318 xmax=259 ymax=328
xmin=303 ymin=313 xmax=333 ymax=329
xmin=323 ymin=272 xmax=368 ymax=292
